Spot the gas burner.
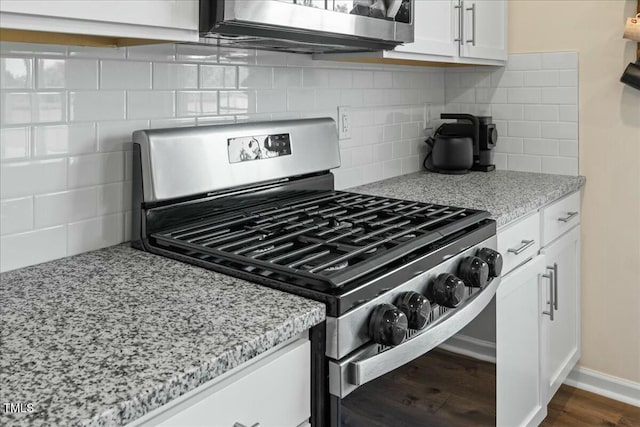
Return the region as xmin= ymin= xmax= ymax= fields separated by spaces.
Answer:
xmin=330 ymin=219 xmax=353 ymax=229
xmin=252 ymin=244 xmax=275 ymax=254
xmin=325 ymin=260 xmax=350 ymax=271
xmin=396 ymin=233 xmax=416 ymax=242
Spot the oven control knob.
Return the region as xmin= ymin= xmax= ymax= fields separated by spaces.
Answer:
xmin=396 ymin=291 xmax=431 ymax=330
xmin=476 ymin=248 xmax=503 ymax=277
xmin=458 ymin=256 xmax=490 ymax=288
xmin=369 ymin=303 xmax=408 ymax=346
xmin=429 ymin=273 xmax=466 ymax=308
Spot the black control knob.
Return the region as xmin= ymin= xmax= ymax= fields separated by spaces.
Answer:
xmin=459 ymin=256 xmax=490 ymax=288
xmin=476 ymin=248 xmax=503 ymax=277
xmin=428 ymin=273 xmax=466 ymax=308
xmin=396 ymin=291 xmax=432 ymax=330
xmin=369 ymin=304 xmax=408 ymax=346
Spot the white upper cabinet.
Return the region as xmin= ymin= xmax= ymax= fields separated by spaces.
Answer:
xmin=459 ymin=0 xmax=508 ymax=61
xmin=0 ymin=1 xmax=199 ymax=43
xmin=317 ymin=0 xmax=507 ymax=66
xmin=394 ymin=0 xmax=458 ymax=57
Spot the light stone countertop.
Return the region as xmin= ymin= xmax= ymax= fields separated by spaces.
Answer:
xmin=350 ymin=170 xmax=586 ymax=228
xmin=0 ymin=245 xmax=325 ymax=427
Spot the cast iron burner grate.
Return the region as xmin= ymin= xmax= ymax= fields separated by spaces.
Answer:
xmin=151 ymin=191 xmax=489 ymax=290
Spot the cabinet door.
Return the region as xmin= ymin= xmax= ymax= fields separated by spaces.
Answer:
xmin=0 ymin=1 xmax=198 ymax=41
xmin=541 ymin=225 xmax=581 ymax=404
xmin=394 ymin=0 xmax=457 ymax=57
xmin=497 ymin=256 xmax=547 ymax=427
xmin=459 ymin=0 xmax=507 ymax=61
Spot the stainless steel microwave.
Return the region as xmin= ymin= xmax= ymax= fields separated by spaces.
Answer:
xmin=199 ymin=0 xmax=414 ymax=53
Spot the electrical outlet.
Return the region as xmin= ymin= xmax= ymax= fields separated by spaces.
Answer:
xmin=337 ymin=106 xmax=351 ymax=140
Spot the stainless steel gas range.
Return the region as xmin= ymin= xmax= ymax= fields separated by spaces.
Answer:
xmin=132 ymin=118 xmax=503 ymax=426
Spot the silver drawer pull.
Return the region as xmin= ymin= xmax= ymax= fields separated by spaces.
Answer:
xmin=557 ymin=211 xmax=578 ymax=222
xmin=542 ymin=272 xmax=554 ymax=321
xmin=507 ymin=239 xmax=535 ymax=255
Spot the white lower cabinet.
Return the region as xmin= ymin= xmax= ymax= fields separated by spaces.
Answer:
xmin=131 ymin=336 xmax=311 ymax=427
xmin=496 ymin=255 xmax=546 ymax=427
xmin=540 ymin=225 xmax=581 ymax=404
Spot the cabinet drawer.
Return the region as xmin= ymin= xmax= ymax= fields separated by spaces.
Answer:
xmin=498 ymin=213 xmax=541 ymax=275
xmin=542 ymin=192 xmax=580 ymax=246
xmin=155 ymin=338 xmax=310 ymax=427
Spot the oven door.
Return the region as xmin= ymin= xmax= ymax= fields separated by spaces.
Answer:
xmin=329 ymin=275 xmax=500 ymax=399
xmin=200 ymin=0 xmax=414 ymax=53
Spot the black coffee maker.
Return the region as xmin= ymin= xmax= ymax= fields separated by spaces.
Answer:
xmin=434 ymin=113 xmax=498 ymax=172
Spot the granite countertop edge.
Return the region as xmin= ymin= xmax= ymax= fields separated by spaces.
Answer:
xmin=91 ymin=307 xmax=324 ymax=427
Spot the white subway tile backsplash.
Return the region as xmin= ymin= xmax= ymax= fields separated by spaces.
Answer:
xmin=200 ymin=65 xmax=236 ymax=89
xmin=70 ymin=91 xmax=125 ymax=121
xmin=127 ymin=44 xmax=176 ymax=61
xmin=523 ymin=138 xmax=559 ymax=156
xmin=523 ymin=105 xmax=559 ymax=121
xmin=496 ymin=137 xmax=524 ymax=154
xmin=315 ymin=89 xmax=340 ymax=110
xmin=97 ymin=182 xmax=125 ymax=215
xmin=328 ymin=69 xmax=353 ymax=88
xmin=101 ymin=60 xmax=151 ymax=90
xmin=67 ymin=213 xmax=124 ymax=256
xmin=1 ymin=57 xmax=33 ymax=89
xmin=238 ymin=66 xmax=272 ymax=89
xmin=558 ymin=105 xmax=578 ymax=122
xmin=506 ymin=54 xmax=541 ymax=71
xmin=542 ymin=156 xmax=578 ymax=175
xmin=374 ymin=71 xmax=393 ymax=88
xmin=507 ymin=154 xmax=542 ymax=173
xmin=0 ymin=197 xmax=33 ymax=236
xmin=0 ymin=226 xmax=67 ymax=272
xmin=507 ymin=88 xmax=541 ymax=104
xmin=67 ymin=152 xmax=124 ymax=188
xmin=541 ymin=122 xmax=578 ymax=139
xmin=558 ymin=140 xmax=579 ymax=157
xmin=273 ymin=67 xmax=302 ymax=89
xmin=34 ymin=187 xmax=97 ymax=228
xmin=1 ymin=159 xmax=67 ymax=199
xmin=1 ymin=92 xmax=32 ymax=124
xmin=523 ymin=70 xmax=558 ymax=87
xmin=352 ymin=71 xmax=374 ymax=88
xmin=175 ymin=44 xmax=218 ymax=63
xmin=219 ymin=90 xmax=256 ymax=115
xmin=127 ymin=91 xmax=175 ymax=119
xmin=541 ymin=52 xmax=578 ymax=70
xmin=492 ymin=104 xmax=523 ymax=120
xmin=218 ymin=47 xmax=256 ymax=65
xmin=97 ymin=120 xmax=148 ymax=152
xmin=445 ymin=52 xmax=579 ymax=177
xmin=491 ymin=70 xmax=523 ymax=88
xmin=460 ymin=72 xmax=491 ymax=88
xmin=256 ymin=90 xmax=287 ymax=114
xmin=154 ymin=63 xmax=198 ymax=90
xmin=33 ymin=123 xmax=96 ymax=158
xmin=541 ymin=86 xmax=578 ymax=104
xmin=177 ymin=91 xmax=218 ymax=117
xmin=0 ymin=127 xmax=30 ymax=161
xmin=287 ymin=88 xmax=315 ymax=111
xmin=303 ymin=68 xmax=329 ymax=88
xmin=383 ymin=124 xmax=402 ymax=142
xmin=37 ymin=58 xmax=98 ymax=90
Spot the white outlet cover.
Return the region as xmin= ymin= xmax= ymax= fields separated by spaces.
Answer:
xmin=337 ymin=106 xmax=351 ymax=140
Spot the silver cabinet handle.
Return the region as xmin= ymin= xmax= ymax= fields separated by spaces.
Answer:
xmin=553 ymin=263 xmax=558 ymax=310
xmin=233 ymin=423 xmax=260 ymax=427
xmin=558 ymin=211 xmax=579 ymax=222
xmin=507 ymin=239 xmax=535 ymax=255
xmin=465 ymin=2 xmax=476 ymax=46
xmin=454 ymin=1 xmax=464 ymax=45
xmin=542 ymin=271 xmax=554 ymax=321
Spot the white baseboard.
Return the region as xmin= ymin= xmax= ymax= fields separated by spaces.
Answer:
xmin=564 ymin=366 xmax=640 ymax=408
xmin=438 ymin=334 xmax=496 ymax=364
xmin=439 ymin=335 xmax=640 ymax=408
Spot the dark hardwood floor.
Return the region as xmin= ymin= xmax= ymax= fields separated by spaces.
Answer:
xmin=340 ymin=349 xmax=640 ymax=427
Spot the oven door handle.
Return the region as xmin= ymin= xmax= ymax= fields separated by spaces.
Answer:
xmin=349 ymin=276 xmax=500 ymax=388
